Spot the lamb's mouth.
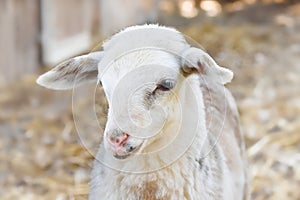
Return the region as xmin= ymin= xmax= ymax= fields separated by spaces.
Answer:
xmin=113 ymin=143 xmax=143 ymax=160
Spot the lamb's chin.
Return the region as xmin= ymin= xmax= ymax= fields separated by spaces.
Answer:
xmin=113 ymin=153 xmax=130 ymax=159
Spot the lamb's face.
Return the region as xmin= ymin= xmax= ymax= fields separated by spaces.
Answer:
xmin=100 ymin=50 xmax=182 ymax=159
xmin=36 ymin=25 xmax=234 ymax=162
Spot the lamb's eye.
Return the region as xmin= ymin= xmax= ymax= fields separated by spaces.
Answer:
xmin=154 ymin=80 xmax=175 ymax=92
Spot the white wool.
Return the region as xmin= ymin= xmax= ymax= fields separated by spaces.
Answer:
xmin=98 ymin=24 xmax=190 ymax=81
xmin=37 ymin=24 xmax=248 ymax=200
xmin=91 ymin=25 xmax=246 ymax=199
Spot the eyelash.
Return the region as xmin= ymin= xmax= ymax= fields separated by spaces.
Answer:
xmin=152 ymin=80 xmax=175 ymax=94
xmin=155 ymin=84 xmax=171 ymax=91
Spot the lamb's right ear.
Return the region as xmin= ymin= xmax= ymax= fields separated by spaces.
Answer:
xmin=180 ymin=47 xmax=233 ymax=85
xmin=37 ymin=51 xmax=104 ymax=90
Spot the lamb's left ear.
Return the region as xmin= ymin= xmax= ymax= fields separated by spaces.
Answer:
xmin=180 ymin=47 xmax=233 ymax=85
xmin=37 ymin=51 xmax=104 ymax=90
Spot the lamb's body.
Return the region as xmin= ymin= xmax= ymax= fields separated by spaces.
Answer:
xmin=37 ymin=24 xmax=248 ymax=200
xmin=90 ymin=82 xmax=248 ymax=200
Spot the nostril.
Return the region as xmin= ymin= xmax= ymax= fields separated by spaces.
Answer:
xmin=128 ymin=146 xmax=135 ymax=152
xmin=108 ymin=133 xmax=129 ymax=147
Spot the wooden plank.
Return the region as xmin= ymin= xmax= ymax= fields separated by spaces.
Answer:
xmin=0 ymin=0 xmax=40 ymax=84
xmin=41 ymin=0 xmax=93 ymax=65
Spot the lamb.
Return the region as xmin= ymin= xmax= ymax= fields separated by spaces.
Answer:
xmin=37 ymin=24 xmax=249 ymax=200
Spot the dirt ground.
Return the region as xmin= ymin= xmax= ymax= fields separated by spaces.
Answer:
xmin=0 ymin=2 xmax=299 ymax=200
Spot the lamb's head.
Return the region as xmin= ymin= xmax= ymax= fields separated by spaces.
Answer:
xmin=37 ymin=25 xmax=233 ymax=162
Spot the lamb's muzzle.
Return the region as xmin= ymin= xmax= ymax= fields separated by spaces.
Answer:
xmin=106 ymin=131 xmax=142 ymax=159
xmin=36 ymin=24 xmax=249 ymax=200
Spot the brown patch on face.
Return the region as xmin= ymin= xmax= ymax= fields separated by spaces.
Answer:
xmin=144 ymin=90 xmax=155 ymax=110
xmin=181 ymin=59 xmax=207 ymax=78
xmin=180 ymin=65 xmax=198 ymax=77
xmin=197 ymin=61 xmax=206 ymax=74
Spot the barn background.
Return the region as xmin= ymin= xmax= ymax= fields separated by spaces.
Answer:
xmin=0 ymin=0 xmax=300 ymax=199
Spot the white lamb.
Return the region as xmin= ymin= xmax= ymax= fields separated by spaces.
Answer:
xmin=37 ymin=24 xmax=249 ymax=200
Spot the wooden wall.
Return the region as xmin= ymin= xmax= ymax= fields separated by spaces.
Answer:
xmin=0 ymin=0 xmax=159 ymax=84
xmin=0 ymin=0 xmax=40 ymax=84
xmin=41 ymin=0 xmax=94 ymax=65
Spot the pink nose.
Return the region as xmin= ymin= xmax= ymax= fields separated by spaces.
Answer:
xmin=107 ymin=133 xmax=129 ymax=148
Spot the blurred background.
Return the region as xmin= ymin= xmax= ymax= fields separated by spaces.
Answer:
xmin=0 ymin=0 xmax=300 ymax=199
